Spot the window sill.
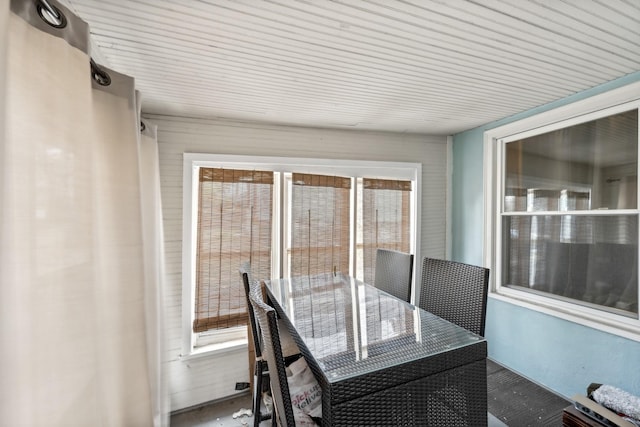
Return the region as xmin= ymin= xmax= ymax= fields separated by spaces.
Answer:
xmin=179 ymin=338 xmax=248 ymax=361
xmin=489 ymin=291 xmax=640 ymax=343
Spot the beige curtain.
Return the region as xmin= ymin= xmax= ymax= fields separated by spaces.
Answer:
xmin=1 ymin=1 xmax=6 ymax=151
xmin=1 ymin=1 xmax=166 ymax=425
xmin=139 ymin=115 xmax=168 ymax=427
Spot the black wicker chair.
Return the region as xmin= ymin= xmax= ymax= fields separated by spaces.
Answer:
xmin=240 ymin=264 xmax=272 ymax=426
xmin=374 ymin=248 xmax=414 ymax=302
xmin=418 ymin=257 xmax=490 ymax=336
xmin=248 ymin=286 xmax=297 ymax=427
xmin=240 ymin=264 xmax=300 ymax=426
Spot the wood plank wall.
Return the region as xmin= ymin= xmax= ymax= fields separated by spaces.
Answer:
xmin=150 ymin=114 xmax=448 ymax=411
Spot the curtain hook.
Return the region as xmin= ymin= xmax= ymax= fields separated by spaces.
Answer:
xmin=37 ymin=0 xmax=67 ymax=28
xmin=140 ymin=121 xmax=146 ymax=132
xmin=90 ymin=58 xmax=112 ymax=86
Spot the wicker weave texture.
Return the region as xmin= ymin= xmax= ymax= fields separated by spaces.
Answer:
xmin=240 ymin=265 xmax=272 ymax=426
xmin=419 ymin=257 xmax=490 ymax=337
xmin=325 ymin=359 xmax=488 ymax=426
xmin=374 ymin=248 xmax=414 ymax=302
xmin=327 ymin=341 xmax=486 ymax=404
xmin=240 ymin=264 xmax=263 ymax=358
xmin=265 ymin=273 xmax=488 ymax=426
xmin=268 ymin=274 xmax=483 ymax=384
xmin=248 ymin=287 xmax=296 ymax=427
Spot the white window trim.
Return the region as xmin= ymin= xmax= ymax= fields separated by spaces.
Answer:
xmin=483 ymin=80 xmax=640 ymax=342
xmin=181 ymin=153 xmax=421 ymax=357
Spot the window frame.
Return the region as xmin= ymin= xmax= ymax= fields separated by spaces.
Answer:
xmin=182 ymin=153 xmax=421 ymax=356
xmin=483 ymin=81 xmax=640 ymax=342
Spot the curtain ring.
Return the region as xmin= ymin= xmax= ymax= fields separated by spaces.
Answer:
xmin=90 ymin=59 xmax=111 ymax=86
xmin=37 ymin=0 xmax=67 ymax=28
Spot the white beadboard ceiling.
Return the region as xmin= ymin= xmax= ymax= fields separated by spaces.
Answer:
xmin=66 ymin=0 xmax=640 ymax=135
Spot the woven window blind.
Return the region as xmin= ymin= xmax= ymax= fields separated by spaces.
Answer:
xmin=362 ymin=178 xmax=412 ymax=284
xmin=194 ymin=168 xmax=273 ymax=333
xmin=290 ymin=173 xmax=351 ymax=277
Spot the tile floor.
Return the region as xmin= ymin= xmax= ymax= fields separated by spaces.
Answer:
xmin=170 ymin=392 xmax=269 ymax=427
xmin=170 ymin=391 xmax=507 ymax=426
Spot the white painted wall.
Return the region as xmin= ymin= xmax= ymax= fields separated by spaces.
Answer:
xmin=150 ymin=114 xmax=448 ymax=411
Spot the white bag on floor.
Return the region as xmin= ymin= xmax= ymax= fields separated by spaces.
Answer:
xmin=286 ymin=357 xmax=322 ymax=426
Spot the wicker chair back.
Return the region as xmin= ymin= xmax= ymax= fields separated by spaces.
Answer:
xmin=240 ymin=264 xmax=272 ymax=426
xmin=248 ymin=285 xmax=297 ymax=427
xmin=419 ymin=257 xmax=489 ymax=336
xmin=374 ymin=248 xmax=414 ymax=302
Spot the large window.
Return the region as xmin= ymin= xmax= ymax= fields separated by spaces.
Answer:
xmin=485 ymin=84 xmax=640 ymax=339
xmin=183 ymin=155 xmax=419 ymax=354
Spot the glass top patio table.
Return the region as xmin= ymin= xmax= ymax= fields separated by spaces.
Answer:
xmin=263 ymin=272 xmax=486 ymax=385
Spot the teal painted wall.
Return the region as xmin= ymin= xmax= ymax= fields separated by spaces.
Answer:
xmin=451 ymin=71 xmax=640 ymax=399
xmin=451 ymin=130 xmax=485 ymax=266
xmin=486 ymin=298 xmax=640 ymax=399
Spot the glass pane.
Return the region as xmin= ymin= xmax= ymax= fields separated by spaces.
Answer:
xmin=504 ymin=109 xmax=638 ymax=212
xmin=289 ymin=174 xmax=351 ymax=278
xmin=502 ymin=214 xmax=638 ymax=315
xmin=361 ymin=179 xmax=411 ymax=284
xmin=195 ymin=168 xmax=273 ymax=332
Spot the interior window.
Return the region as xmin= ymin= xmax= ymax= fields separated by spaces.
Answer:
xmin=500 ymin=109 xmax=638 ymax=316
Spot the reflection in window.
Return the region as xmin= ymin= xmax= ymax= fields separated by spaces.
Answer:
xmin=501 ymin=109 xmax=638 ymax=316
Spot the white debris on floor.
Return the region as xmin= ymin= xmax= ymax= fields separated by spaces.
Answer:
xmin=232 ymin=408 xmax=252 ymax=426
